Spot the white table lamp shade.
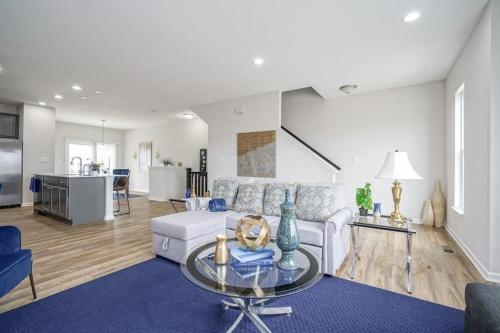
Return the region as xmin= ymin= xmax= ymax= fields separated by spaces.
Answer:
xmin=376 ymin=151 xmax=422 ymax=180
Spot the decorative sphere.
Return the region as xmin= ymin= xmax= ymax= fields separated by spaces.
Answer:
xmin=235 ymin=215 xmax=270 ymax=250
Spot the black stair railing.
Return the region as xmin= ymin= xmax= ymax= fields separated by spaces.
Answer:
xmin=281 ymin=125 xmax=341 ymax=171
xmin=186 ymin=168 xmax=208 ymax=196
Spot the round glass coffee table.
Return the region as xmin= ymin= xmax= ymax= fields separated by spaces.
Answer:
xmin=181 ymin=238 xmax=322 ymax=333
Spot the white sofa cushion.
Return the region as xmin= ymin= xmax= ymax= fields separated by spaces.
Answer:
xmin=234 ymin=183 xmax=266 ymax=214
xmin=226 ymin=212 xmax=281 ymax=230
xmin=295 ymin=184 xmax=336 ymax=222
xmin=295 ymin=219 xmax=324 ymax=246
xmin=212 ymin=178 xmax=240 ymax=209
xmin=263 ymin=183 xmax=297 ymax=216
xmin=152 ymin=210 xmax=236 ymax=240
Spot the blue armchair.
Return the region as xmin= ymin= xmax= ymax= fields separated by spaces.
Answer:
xmin=0 ymin=226 xmax=37 ymax=299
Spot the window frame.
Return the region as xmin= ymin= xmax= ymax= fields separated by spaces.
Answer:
xmin=65 ymin=139 xmax=118 ymax=174
xmin=453 ymin=83 xmax=465 ymax=215
xmin=66 ymin=140 xmax=94 ymax=174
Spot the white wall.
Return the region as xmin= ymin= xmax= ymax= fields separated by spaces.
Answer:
xmin=282 ymin=83 xmax=446 ymax=219
xmin=194 ymin=92 xmax=280 ymax=185
xmin=193 ymin=91 xmax=336 ymax=187
xmin=490 ymin=0 xmax=500 ymax=275
xmin=21 ymin=104 xmax=56 ymax=205
xmin=123 ymin=117 xmax=208 ymax=192
xmin=54 ymin=121 xmax=125 ymax=174
xmin=445 ymin=1 xmax=500 ymax=282
xmin=0 ymin=103 xmax=17 ymax=114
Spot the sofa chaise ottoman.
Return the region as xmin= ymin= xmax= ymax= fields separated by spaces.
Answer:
xmin=151 ymin=178 xmax=352 ymax=276
xmin=152 ymin=210 xmax=236 ymax=263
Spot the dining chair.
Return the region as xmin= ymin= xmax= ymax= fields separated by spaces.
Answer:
xmin=113 ymin=169 xmax=131 ymax=215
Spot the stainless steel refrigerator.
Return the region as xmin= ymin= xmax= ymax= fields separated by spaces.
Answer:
xmin=0 ymin=139 xmax=22 ymax=207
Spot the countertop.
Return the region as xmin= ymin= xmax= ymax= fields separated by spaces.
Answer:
xmin=33 ymin=173 xmax=114 ymax=178
xmin=150 ymin=166 xmax=186 ymax=169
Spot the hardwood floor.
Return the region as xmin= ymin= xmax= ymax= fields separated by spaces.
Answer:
xmin=336 ymin=223 xmax=484 ymax=309
xmin=0 ymin=198 xmax=483 ymax=313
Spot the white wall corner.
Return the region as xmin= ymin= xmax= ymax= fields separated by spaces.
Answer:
xmin=445 ymin=225 xmax=500 ymax=283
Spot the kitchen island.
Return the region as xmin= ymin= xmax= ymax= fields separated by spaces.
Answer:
xmin=32 ymin=173 xmax=114 ymax=224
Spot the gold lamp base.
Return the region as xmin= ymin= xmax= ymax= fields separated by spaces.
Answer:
xmin=389 ymin=180 xmax=405 ymax=224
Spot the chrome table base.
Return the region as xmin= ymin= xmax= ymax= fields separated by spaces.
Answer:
xmin=222 ymin=298 xmax=291 ymax=333
xmin=350 ymin=225 xmax=414 ymax=293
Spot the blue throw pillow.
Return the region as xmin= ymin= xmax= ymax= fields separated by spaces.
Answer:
xmin=209 ymin=198 xmax=227 ymax=212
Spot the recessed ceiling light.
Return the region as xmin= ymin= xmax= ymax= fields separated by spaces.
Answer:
xmin=93 ymin=90 xmax=102 ymax=94
xmin=38 ymin=101 xmax=47 ymax=106
xmin=79 ymin=96 xmax=87 ymax=100
xmin=54 ymin=94 xmax=63 ymax=100
xmin=72 ymin=84 xmax=82 ymax=91
xmin=253 ymin=58 xmax=264 ymax=65
xmin=183 ymin=113 xmax=195 ymax=120
xmin=339 ymin=84 xmax=358 ymax=95
xmin=403 ymin=12 xmax=420 ymax=22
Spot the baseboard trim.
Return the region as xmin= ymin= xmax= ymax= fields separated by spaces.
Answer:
xmin=129 ymin=188 xmax=148 ymax=194
xmin=148 ymin=196 xmax=169 ymax=202
xmin=411 ymin=218 xmax=422 ymax=224
xmin=21 ymin=202 xmax=34 ymax=207
xmin=445 ymin=225 xmax=500 ymax=283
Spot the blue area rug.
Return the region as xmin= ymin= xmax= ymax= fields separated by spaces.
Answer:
xmin=0 ymin=258 xmax=463 ymax=332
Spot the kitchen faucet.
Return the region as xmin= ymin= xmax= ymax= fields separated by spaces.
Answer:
xmin=70 ymin=156 xmax=83 ymax=175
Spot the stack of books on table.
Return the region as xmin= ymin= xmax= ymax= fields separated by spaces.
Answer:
xmin=230 ymin=247 xmax=275 ymax=279
xmin=230 ymin=247 xmax=275 ymax=266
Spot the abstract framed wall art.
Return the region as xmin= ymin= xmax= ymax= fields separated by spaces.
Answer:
xmin=237 ymin=130 xmax=276 ymax=178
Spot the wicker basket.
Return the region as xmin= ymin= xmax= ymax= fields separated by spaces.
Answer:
xmin=422 ymin=200 xmax=434 ymax=226
xmin=431 ymin=181 xmax=445 ymax=228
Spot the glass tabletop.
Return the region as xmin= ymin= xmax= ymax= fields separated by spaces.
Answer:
xmin=180 ymin=239 xmax=323 ymax=299
xmin=349 ymin=214 xmax=416 ymax=234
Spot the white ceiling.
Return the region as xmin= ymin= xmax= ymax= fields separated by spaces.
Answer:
xmin=0 ymin=0 xmax=487 ymax=129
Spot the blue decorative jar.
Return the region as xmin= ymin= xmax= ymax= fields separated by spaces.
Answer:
xmin=208 ymin=198 xmax=227 ymax=212
xmin=276 ymin=189 xmax=300 ymax=270
xmin=373 ymin=202 xmax=382 ymax=219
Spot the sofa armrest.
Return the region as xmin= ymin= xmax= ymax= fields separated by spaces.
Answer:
xmin=0 ymin=226 xmax=21 ymax=255
xmin=325 ymin=208 xmax=352 ymax=233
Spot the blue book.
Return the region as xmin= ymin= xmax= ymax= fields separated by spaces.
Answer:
xmin=230 ymin=262 xmax=275 ymax=279
xmin=231 ymin=257 xmax=275 ymax=267
xmin=230 ymin=247 xmax=275 ymax=263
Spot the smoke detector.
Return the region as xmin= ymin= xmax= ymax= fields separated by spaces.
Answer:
xmin=339 ymin=84 xmax=358 ymax=95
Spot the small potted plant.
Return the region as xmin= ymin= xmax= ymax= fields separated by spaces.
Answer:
xmin=356 ymin=182 xmax=373 ymax=216
xmin=89 ymin=162 xmax=103 ymax=175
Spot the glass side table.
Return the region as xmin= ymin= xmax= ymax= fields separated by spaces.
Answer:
xmin=348 ymin=214 xmax=416 ymax=293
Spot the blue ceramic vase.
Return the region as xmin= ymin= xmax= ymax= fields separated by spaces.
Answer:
xmin=276 ymin=189 xmax=300 ymax=270
xmin=373 ymin=203 xmax=382 ymax=218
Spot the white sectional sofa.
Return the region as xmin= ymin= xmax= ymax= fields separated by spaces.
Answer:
xmin=151 ymin=178 xmax=352 ymax=276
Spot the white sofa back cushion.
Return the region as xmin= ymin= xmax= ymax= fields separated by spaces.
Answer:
xmin=234 ymin=183 xmax=266 ymax=214
xmin=295 ymin=184 xmax=336 ymax=222
xmin=263 ymin=183 xmax=297 ymax=216
xmin=212 ymin=178 xmax=240 ymax=209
